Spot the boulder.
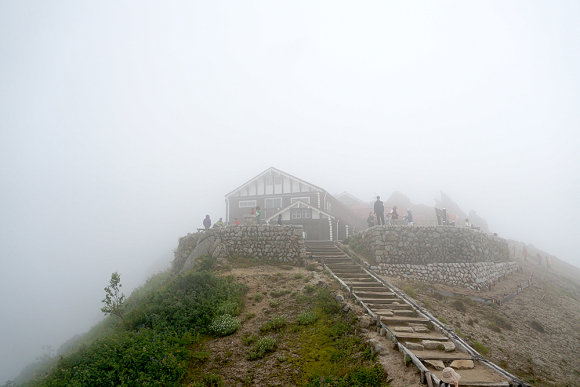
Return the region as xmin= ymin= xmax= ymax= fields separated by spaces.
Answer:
xmin=405 ymin=342 xmax=424 ymax=351
xmin=422 ymin=340 xmax=445 ymax=350
xmin=425 ymin=360 xmax=445 ymax=370
xmin=450 ymin=360 xmax=474 ymax=369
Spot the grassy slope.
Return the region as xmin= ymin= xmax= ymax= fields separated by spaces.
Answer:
xmin=13 ymin=257 xmax=390 ymax=387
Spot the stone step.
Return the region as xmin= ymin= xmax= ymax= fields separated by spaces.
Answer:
xmin=367 ymin=304 xmax=413 ymax=310
xmin=328 ymin=266 xmax=363 ymax=272
xmin=361 ymin=298 xmax=404 ymax=304
xmin=413 ymin=350 xmax=474 ymax=361
xmin=392 ymin=332 xmax=449 ymax=341
xmin=356 ymin=292 xmax=399 ymax=299
xmin=351 ymin=286 xmax=389 ymax=292
xmin=342 ymin=278 xmax=378 ymax=283
xmin=376 ymin=316 xmax=430 ymax=324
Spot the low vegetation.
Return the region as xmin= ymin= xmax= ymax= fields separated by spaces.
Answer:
xmin=14 ymin=257 xmax=390 ymax=387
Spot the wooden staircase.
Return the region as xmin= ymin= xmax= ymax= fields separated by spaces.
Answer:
xmin=304 ymin=241 xmax=529 ymax=387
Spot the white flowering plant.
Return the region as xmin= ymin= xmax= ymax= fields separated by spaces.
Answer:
xmin=209 ymin=314 xmax=241 ymax=337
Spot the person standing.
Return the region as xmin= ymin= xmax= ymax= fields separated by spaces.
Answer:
xmin=537 ymin=253 xmax=543 ymax=268
xmin=256 ymin=206 xmax=262 ymax=224
xmin=404 ymin=208 xmax=413 ymax=226
xmin=367 ymin=212 xmax=375 ymax=228
xmin=203 ymin=215 xmax=211 ymax=230
xmin=546 ymin=256 xmax=552 ymax=270
xmin=390 ymin=206 xmax=399 ymax=225
xmin=522 ymin=245 xmax=528 ymax=261
xmin=277 ymin=214 xmax=283 ymax=226
xmin=374 ymin=196 xmax=385 ymax=226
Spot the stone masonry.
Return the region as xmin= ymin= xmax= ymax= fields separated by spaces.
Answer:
xmin=351 ymin=226 xmax=517 ymax=290
xmin=357 ymin=226 xmax=509 ymax=264
xmin=172 ymin=225 xmax=307 ymax=273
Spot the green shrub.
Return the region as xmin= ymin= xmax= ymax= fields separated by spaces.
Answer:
xmin=248 ymin=336 xmax=276 ymax=360
xmin=298 ymin=311 xmax=319 ymax=325
xmin=473 ymin=341 xmax=489 ymax=356
xmin=452 ymin=300 xmax=466 ymax=312
xmin=254 ymin=293 xmax=264 ymax=302
xmin=261 ymin=315 xmax=287 ymax=332
xmin=489 ymin=322 xmax=501 ymax=333
xmin=304 ymin=364 xmax=387 ymax=386
xmin=34 ymin=329 xmax=191 ymax=386
xmin=242 ymin=334 xmax=258 ymax=346
xmin=217 ymin=300 xmax=241 ymax=316
xmin=194 ymin=254 xmax=218 ymax=272
xmin=128 ymin=271 xmax=247 ymax=334
xmin=209 ymin=314 xmax=241 ymax=337
xmin=531 ymin=320 xmax=545 ymax=333
xmin=269 ymin=299 xmax=280 ymax=307
xmin=402 ymin=285 xmax=416 ymax=298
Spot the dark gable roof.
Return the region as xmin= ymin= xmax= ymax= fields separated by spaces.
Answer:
xmin=225 ymin=167 xmax=326 ymax=198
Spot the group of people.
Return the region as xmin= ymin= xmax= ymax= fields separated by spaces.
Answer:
xmin=522 ymin=246 xmax=552 ymax=269
xmin=367 ymin=196 xmax=413 ymax=228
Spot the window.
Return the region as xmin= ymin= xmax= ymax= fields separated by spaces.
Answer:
xmin=326 ymin=202 xmax=332 ymax=212
xmin=265 ymin=197 xmax=282 ymax=209
xmin=265 ymin=177 xmax=273 ymax=186
xmin=239 ymin=200 xmax=257 ymax=208
xmin=291 ymin=197 xmax=310 ymax=204
xmin=291 ymin=209 xmax=312 ymax=219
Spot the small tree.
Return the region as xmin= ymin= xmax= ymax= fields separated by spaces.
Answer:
xmin=101 ymin=271 xmax=126 ymax=324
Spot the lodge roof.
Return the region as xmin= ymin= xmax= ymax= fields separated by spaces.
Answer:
xmin=224 ymin=166 xmax=325 ymax=198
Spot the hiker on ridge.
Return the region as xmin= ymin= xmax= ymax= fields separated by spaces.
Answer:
xmin=374 ymin=196 xmax=385 ymax=225
xmin=522 ymin=245 xmax=528 ymax=261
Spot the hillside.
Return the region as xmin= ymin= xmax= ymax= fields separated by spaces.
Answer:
xmin=8 ymin=257 xmax=398 ymax=387
xmin=383 ymin=247 xmax=580 ymax=386
xmin=8 ymin=238 xmax=580 ymax=387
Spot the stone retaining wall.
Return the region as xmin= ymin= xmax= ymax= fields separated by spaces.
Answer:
xmin=375 ymin=261 xmax=519 ymax=290
xmin=172 ymin=225 xmax=306 ymax=273
xmin=354 ymin=226 xmax=509 ymax=264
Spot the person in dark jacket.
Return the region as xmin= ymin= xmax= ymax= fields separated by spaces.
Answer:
xmin=374 ymin=196 xmax=385 ymax=225
xmin=203 ymin=215 xmax=211 ymax=230
xmin=367 ymin=212 xmax=375 ymax=228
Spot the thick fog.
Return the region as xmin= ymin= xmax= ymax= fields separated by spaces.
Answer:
xmin=1 ymin=1 xmax=579 ymax=382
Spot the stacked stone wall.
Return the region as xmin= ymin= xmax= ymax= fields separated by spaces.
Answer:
xmin=356 ymin=226 xmax=509 ymax=264
xmin=351 ymin=226 xmax=516 ymax=290
xmin=173 ymin=225 xmax=306 ymax=273
xmin=377 ymin=262 xmax=518 ymax=290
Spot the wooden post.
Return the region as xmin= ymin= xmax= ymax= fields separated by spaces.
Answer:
xmin=426 ymin=371 xmax=434 ymax=387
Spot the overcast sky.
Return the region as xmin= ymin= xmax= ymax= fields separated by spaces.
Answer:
xmin=1 ymin=0 xmax=579 ymax=382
